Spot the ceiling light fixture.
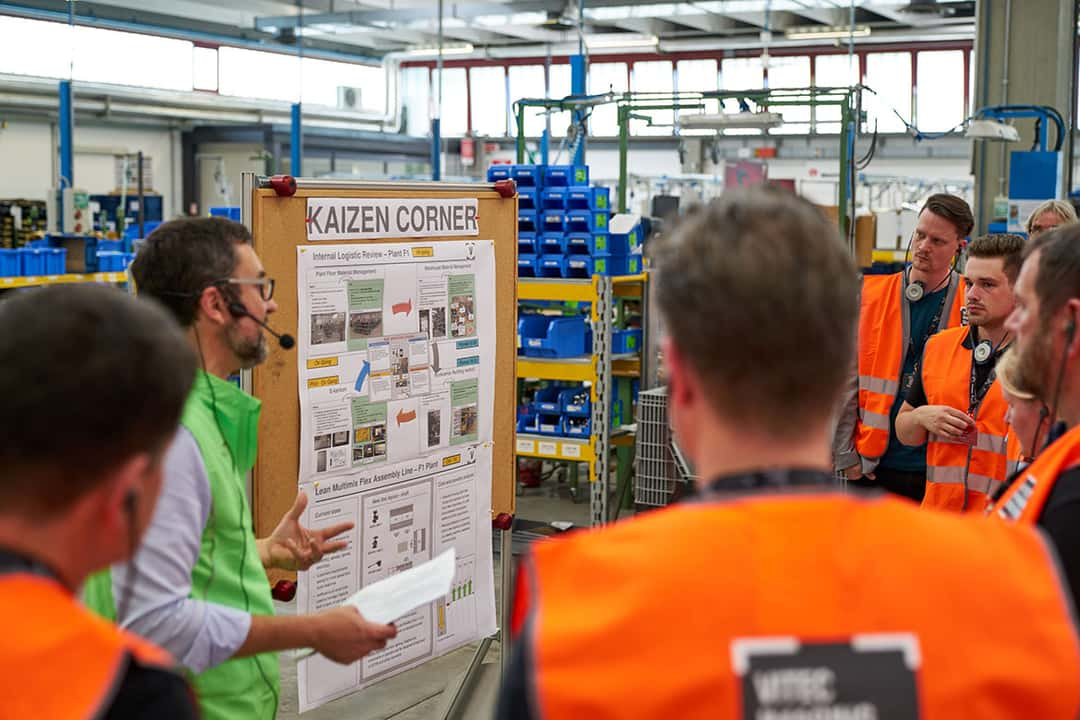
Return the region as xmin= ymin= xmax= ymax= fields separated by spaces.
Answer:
xmin=584 ymin=33 xmax=659 ymax=50
xmin=678 ymin=112 xmax=784 ymax=130
xmin=399 ymin=42 xmax=475 ymax=57
xmin=784 ymin=24 xmax=871 ymax=40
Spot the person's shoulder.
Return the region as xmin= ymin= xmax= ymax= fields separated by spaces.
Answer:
xmin=1044 ymin=465 xmax=1080 ymax=511
xmin=101 ymin=656 xmax=198 ymax=720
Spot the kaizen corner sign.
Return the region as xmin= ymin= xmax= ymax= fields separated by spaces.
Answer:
xmin=307 ymin=197 xmax=480 ymax=241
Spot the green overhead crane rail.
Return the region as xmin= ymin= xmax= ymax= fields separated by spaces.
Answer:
xmin=513 ymin=85 xmax=866 ymax=255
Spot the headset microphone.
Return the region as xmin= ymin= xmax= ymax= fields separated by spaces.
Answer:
xmin=227 ymin=302 xmax=295 ymax=350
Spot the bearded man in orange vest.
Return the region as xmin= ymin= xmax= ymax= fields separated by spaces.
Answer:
xmin=0 ymin=285 xmax=199 ymax=719
xmin=495 ymin=187 xmax=1080 ymax=720
xmin=894 ymin=234 xmax=1023 ymax=512
xmin=992 ymin=224 xmax=1080 ymax=605
xmin=833 ymin=194 xmax=971 ymax=501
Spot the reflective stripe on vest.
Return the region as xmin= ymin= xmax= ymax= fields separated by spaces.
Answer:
xmin=993 ymin=424 xmax=1080 ymax=523
xmin=920 ymin=327 xmax=1010 ymax=514
xmin=0 ymin=574 xmax=177 ymax=720
xmin=856 ymin=272 xmax=964 ymax=460
xmin=520 ymin=494 xmax=1080 ymax=719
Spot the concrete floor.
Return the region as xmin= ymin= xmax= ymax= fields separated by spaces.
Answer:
xmin=273 ymin=486 xmax=589 ymax=719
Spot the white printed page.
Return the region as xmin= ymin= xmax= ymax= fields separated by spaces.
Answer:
xmin=294 ymin=240 xmax=497 ymax=713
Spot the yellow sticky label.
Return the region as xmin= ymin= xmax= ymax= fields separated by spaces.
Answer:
xmin=443 ymin=454 xmax=462 ymax=467
xmin=307 ymin=357 xmax=339 ymax=369
xmin=412 ymin=247 xmax=435 ymax=257
xmin=307 ymin=376 xmax=339 ymax=388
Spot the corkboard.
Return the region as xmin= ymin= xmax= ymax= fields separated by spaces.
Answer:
xmin=249 ymin=184 xmax=517 ymax=541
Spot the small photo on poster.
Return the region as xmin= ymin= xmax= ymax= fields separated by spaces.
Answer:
xmin=349 ymin=311 xmax=383 ymax=340
xmin=316 ymin=450 xmax=327 ymax=473
xmin=314 ymin=433 xmax=332 ymax=451
xmin=430 ymin=307 xmax=447 ymax=338
xmin=311 ymin=312 xmax=346 ymax=345
xmin=449 ymin=296 xmax=475 ymax=338
xmin=332 ymin=430 xmax=350 ymax=447
xmin=419 ymin=309 xmax=430 ymax=337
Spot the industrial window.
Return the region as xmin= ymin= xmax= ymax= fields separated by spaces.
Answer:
xmin=548 ymin=64 xmax=572 ymax=139
xmin=508 ymin=65 xmax=547 ymax=137
xmin=401 ymin=66 xmax=431 ymax=137
xmin=814 ymin=54 xmax=860 ymax=133
xmin=434 ymin=67 xmax=468 ymax=137
xmin=767 ymin=55 xmax=811 ymax=134
xmin=0 ymin=16 xmax=193 ymax=92
xmin=630 ymin=61 xmax=674 ymax=136
xmin=470 ymin=66 xmax=507 ymax=137
xmin=916 ymin=51 xmax=964 ymax=132
xmin=588 ymin=62 xmax=628 ymax=136
xmin=676 ymin=59 xmax=719 ymax=135
xmin=865 ymin=52 xmax=912 ymax=134
xmin=721 ymin=57 xmax=764 ymax=135
xmin=193 ymin=47 xmax=219 ymax=93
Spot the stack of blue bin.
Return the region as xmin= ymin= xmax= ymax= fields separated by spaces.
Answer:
xmin=516 ymin=383 xmax=594 ymax=438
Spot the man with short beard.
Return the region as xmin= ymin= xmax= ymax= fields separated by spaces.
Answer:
xmin=992 ymin=225 xmax=1080 ymax=603
xmin=84 ymin=218 xmax=397 ymax=720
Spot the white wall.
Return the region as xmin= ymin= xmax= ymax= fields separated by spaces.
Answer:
xmin=195 ymin=142 xmax=267 ymax=211
xmin=0 ymin=117 xmax=180 ymax=218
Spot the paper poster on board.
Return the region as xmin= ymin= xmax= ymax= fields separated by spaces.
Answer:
xmin=294 ymin=240 xmax=497 ymax=712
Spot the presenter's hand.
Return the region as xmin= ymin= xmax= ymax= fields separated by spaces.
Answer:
xmin=313 ymin=607 xmax=398 ymax=664
xmin=261 ymin=491 xmax=354 ymax=571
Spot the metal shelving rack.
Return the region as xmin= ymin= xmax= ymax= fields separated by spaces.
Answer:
xmin=516 ymin=273 xmax=646 ymax=527
xmin=0 ymin=272 xmax=128 ymax=289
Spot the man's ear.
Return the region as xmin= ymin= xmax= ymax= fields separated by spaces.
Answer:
xmin=199 ymin=285 xmax=230 ymax=326
xmin=663 ymin=336 xmax=694 ymax=408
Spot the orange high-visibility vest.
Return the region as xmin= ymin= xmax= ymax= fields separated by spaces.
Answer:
xmin=856 ymin=271 xmax=964 ymax=460
xmin=515 ymin=493 xmax=1080 ymax=720
xmin=0 ymin=572 xmax=180 ymax=720
xmin=919 ymin=326 xmax=1010 ymax=513
xmin=994 ymin=424 xmax=1080 ymax=523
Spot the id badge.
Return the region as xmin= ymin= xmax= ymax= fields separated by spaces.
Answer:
xmin=957 ymin=415 xmax=977 ymax=446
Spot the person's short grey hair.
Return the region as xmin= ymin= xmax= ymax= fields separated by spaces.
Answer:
xmin=650 ymin=186 xmax=859 ymax=439
xmin=1026 ymin=199 xmax=1078 ymax=235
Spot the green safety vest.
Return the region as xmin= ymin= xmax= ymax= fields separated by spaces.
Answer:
xmin=84 ymin=371 xmax=279 ymax=720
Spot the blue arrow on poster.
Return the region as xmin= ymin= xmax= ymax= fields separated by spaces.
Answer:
xmin=355 ymin=360 xmax=371 ymax=392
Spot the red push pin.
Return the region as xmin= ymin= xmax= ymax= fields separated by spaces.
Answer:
xmin=493 ymin=512 xmax=514 ymax=531
xmin=272 ymin=579 xmax=297 ymax=602
xmin=494 ymin=179 xmax=517 ymax=199
xmin=269 ymin=175 xmax=297 ymax=197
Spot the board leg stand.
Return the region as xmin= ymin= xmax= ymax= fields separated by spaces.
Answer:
xmin=439 ymin=515 xmax=514 ymax=720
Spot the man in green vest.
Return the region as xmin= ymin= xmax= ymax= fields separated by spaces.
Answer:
xmin=84 ymin=217 xmax=397 ymax=720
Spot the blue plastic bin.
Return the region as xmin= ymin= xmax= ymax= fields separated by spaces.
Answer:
xmin=511 ymin=165 xmax=541 ymax=187
xmin=208 ymin=207 xmax=241 ymax=222
xmin=516 ymin=412 xmax=538 ymax=433
xmin=539 ymin=233 xmax=564 ymax=256
xmin=44 ymin=248 xmax=66 ymax=275
xmin=533 ymin=386 xmax=563 ymax=414
xmin=566 ymin=186 xmax=609 ymax=211
xmin=519 ymin=231 xmax=539 ymax=255
xmin=594 ymin=253 xmax=641 ymax=276
xmin=518 ymin=253 xmax=538 ymax=277
xmin=543 ymin=165 xmax=588 ymax=187
xmin=567 ymin=209 xmax=607 ymax=233
xmin=562 ymin=233 xmax=599 ymax=255
xmin=562 ymin=255 xmax=594 ymax=279
xmin=518 ymin=187 xmax=538 ymax=211
xmin=487 ymin=165 xmax=513 ymax=182
xmin=0 ymin=248 xmax=18 ymax=277
xmin=541 ymin=188 xmax=568 ymax=210
xmin=558 ymin=387 xmax=591 ymax=417
xmin=518 ymin=315 xmax=590 ymax=358
xmin=537 ymin=413 xmax=563 ymax=436
xmin=518 ymin=211 xmax=540 ymax=233
xmin=612 ymin=328 xmax=643 ymax=354
xmin=540 ymin=211 xmax=567 ymax=234
xmin=562 ymin=415 xmax=592 ymax=438
xmin=97 ymin=240 xmax=123 ymax=253
xmin=537 ymin=255 xmax=563 ymax=278
xmin=96 ymin=251 xmax=125 ymax=272
xmin=18 ymin=247 xmax=47 ymax=276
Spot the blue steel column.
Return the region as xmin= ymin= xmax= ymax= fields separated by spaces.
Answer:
xmin=291 ymin=102 xmax=302 ymax=176
xmin=570 ymin=54 xmax=587 ymax=166
xmin=431 ymin=118 xmax=442 ymax=181
xmin=59 ymin=79 xmax=73 ymax=188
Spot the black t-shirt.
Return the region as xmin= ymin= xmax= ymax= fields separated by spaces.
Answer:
xmin=1036 ymin=467 xmax=1080 ymax=606
xmin=0 ymin=548 xmax=198 ymax=720
xmin=906 ymin=327 xmax=999 ymax=410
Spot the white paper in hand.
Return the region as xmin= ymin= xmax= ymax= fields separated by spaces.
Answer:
xmin=295 ymin=547 xmax=456 ymax=661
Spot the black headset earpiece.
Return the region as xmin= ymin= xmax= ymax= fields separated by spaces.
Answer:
xmin=1067 ymin=318 xmax=1077 ymax=343
xmin=123 ymin=489 xmax=137 ymax=515
xmin=227 ymin=301 xmax=248 ymax=319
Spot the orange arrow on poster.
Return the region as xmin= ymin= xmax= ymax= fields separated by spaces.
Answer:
xmin=397 ymin=408 xmax=417 ymax=426
xmin=392 ymin=299 xmax=413 ymax=316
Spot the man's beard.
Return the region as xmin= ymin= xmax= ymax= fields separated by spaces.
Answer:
xmin=1016 ymin=319 xmax=1054 ymax=402
xmin=227 ymin=323 xmax=268 ymax=369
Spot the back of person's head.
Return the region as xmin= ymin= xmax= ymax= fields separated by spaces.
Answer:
xmin=1026 ymin=199 xmax=1078 ymax=236
xmin=920 ymin=193 xmax=974 ymax=239
xmin=967 ymin=233 xmax=1025 ymax=283
xmin=650 ymin=186 xmax=859 ymax=438
xmin=0 ymin=285 xmax=195 ymax=517
xmin=1024 ymin=224 xmax=1080 ymax=328
xmin=132 ymin=217 xmax=251 ymax=327
xmin=996 ymin=347 xmax=1037 ymax=401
